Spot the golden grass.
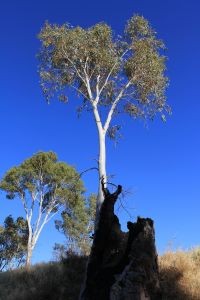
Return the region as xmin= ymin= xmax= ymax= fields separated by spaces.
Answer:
xmin=159 ymin=247 xmax=200 ymax=300
xmin=0 ymin=255 xmax=87 ymax=300
xmin=0 ymin=248 xmax=200 ymax=299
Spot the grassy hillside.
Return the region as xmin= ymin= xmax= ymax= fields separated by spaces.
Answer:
xmin=0 ymin=248 xmax=200 ymax=300
xmin=0 ymin=255 xmax=86 ymax=300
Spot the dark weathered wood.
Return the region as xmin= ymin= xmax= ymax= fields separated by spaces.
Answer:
xmin=110 ymin=218 xmax=161 ymax=300
xmin=80 ymin=184 xmax=161 ymax=300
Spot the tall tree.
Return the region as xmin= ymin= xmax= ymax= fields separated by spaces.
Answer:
xmin=0 ymin=151 xmax=84 ymax=266
xmin=0 ymin=215 xmax=28 ymax=271
xmin=38 ymin=15 xmax=170 ymax=222
xmin=55 ymin=193 xmax=96 ymax=256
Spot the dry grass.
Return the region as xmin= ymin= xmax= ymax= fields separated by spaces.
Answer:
xmin=159 ymin=247 xmax=200 ymax=300
xmin=0 ymin=255 xmax=87 ymax=300
xmin=0 ymin=248 xmax=200 ymax=300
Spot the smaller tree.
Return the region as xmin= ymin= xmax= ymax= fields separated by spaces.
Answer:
xmin=0 ymin=151 xmax=84 ymax=266
xmin=0 ymin=215 xmax=28 ymax=271
xmin=55 ymin=194 xmax=96 ymax=256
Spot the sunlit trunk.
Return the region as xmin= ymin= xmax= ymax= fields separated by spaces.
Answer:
xmin=26 ymin=244 xmax=33 ymax=267
xmin=92 ymin=105 xmax=107 ymax=221
xmin=96 ymin=129 xmax=106 ymax=214
xmin=26 ymin=220 xmax=34 ymax=267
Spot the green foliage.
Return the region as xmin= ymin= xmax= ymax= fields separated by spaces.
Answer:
xmin=38 ymin=22 xmax=118 ymax=101
xmin=0 ymin=216 xmax=28 ymax=271
xmin=38 ymin=14 xmax=170 ymax=122
xmin=0 ymin=151 xmax=84 ymax=213
xmin=0 ymin=151 xmax=85 ymax=265
xmin=124 ymin=16 xmax=168 ymax=118
xmin=55 ymin=194 xmax=96 ymax=256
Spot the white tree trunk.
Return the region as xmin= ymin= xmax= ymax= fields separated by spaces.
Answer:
xmin=25 ymin=211 xmax=53 ymax=267
xmin=26 ymin=221 xmax=33 ymax=267
xmin=92 ymin=105 xmax=107 ymax=217
xmin=26 ymin=244 xmax=33 ymax=267
xmin=96 ymin=129 xmax=106 ymax=213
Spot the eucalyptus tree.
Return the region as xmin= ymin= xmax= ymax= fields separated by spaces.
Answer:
xmin=55 ymin=193 xmax=96 ymax=256
xmin=0 ymin=215 xmax=28 ymax=271
xmin=38 ymin=15 xmax=170 ymax=221
xmin=0 ymin=151 xmax=84 ymax=266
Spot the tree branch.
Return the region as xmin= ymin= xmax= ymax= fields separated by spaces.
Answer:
xmin=104 ymin=80 xmax=132 ymax=132
xmin=84 ymin=70 xmax=94 ymax=102
xmin=99 ymin=49 xmax=129 ymax=96
xmin=61 ymin=46 xmax=86 ymax=85
xmin=45 ymin=205 xmax=61 ymax=224
xmin=94 ymin=75 xmax=100 ymax=105
xmin=92 ymin=104 xmax=104 ymax=133
xmin=34 ymin=204 xmax=61 ymax=245
xmin=20 ymin=194 xmax=29 ymax=217
xmin=70 ymin=85 xmax=90 ymax=101
xmin=79 ymin=167 xmax=99 ymax=178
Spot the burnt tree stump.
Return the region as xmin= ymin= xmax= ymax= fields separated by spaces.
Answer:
xmin=80 ymin=183 xmax=161 ymax=300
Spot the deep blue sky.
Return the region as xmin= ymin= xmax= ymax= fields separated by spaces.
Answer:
xmin=0 ymin=0 xmax=200 ymax=263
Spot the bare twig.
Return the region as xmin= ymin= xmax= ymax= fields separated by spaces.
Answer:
xmin=79 ymin=167 xmax=99 ymax=178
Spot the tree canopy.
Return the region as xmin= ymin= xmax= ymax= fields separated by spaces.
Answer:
xmin=0 ymin=215 xmax=28 ymax=271
xmin=0 ymin=151 xmax=83 ymax=205
xmin=38 ymin=15 xmax=170 ymax=124
xmin=55 ymin=193 xmax=96 ymax=256
xmin=0 ymin=151 xmax=84 ymax=265
xmin=38 ymin=15 xmax=170 ymax=216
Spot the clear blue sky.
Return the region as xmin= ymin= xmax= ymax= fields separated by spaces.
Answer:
xmin=0 ymin=0 xmax=200 ymax=263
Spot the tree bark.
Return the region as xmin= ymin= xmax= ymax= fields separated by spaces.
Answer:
xmin=26 ymin=221 xmax=33 ymax=267
xmin=80 ymin=183 xmax=161 ymax=300
xmin=26 ymin=244 xmax=33 ymax=267
xmin=96 ymin=130 xmax=106 ymax=214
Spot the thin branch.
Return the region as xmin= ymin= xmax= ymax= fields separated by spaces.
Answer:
xmin=84 ymin=71 xmax=94 ymax=102
xmin=104 ymin=80 xmax=132 ymax=132
xmin=61 ymin=46 xmax=86 ymax=85
xmin=94 ymin=75 xmax=100 ymax=105
xmin=99 ymin=48 xmax=129 ymax=96
xmin=45 ymin=206 xmax=62 ymax=224
xmin=84 ymin=56 xmax=89 ymax=73
xmin=29 ymin=192 xmax=36 ymax=219
xmin=34 ymin=181 xmax=47 ymax=235
xmin=106 ymin=182 xmax=118 ymax=188
xmin=33 ymin=211 xmax=50 ymax=245
xmin=70 ymin=84 xmax=90 ymax=101
xmin=79 ymin=167 xmax=99 ymax=178
xmin=20 ymin=194 xmax=29 ymax=217
xmin=89 ymin=65 xmax=98 ymax=80
xmin=117 ymin=195 xmax=135 ymax=219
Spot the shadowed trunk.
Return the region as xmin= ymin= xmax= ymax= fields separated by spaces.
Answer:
xmin=80 ymin=182 xmax=161 ymax=300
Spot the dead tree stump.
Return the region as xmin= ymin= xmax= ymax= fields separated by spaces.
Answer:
xmin=80 ymin=184 xmax=161 ymax=300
